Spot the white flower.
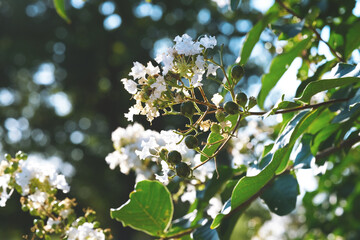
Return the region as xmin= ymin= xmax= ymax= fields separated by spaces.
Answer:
xmin=67 ymin=222 xmax=105 ymax=240
xmin=155 ymin=160 xmax=170 ymax=185
xmin=200 ymin=35 xmax=217 ymax=49
xmin=200 ymin=120 xmax=212 ymax=132
xmin=181 ymin=184 xmax=196 ymax=204
xmin=174 ymin=34 xmax=202 ymax=56
xmin=0 ymin=174 xmax=13 ymax=207
xmin=146 ymin=61 xmax=160 ymax=76
xmin=195 ymin=55 xmax=205 ymax=70
xmin=155 ymin=48 xmax=174 ymax=75
xmin=121 ymin=78 xmax=138 ymax=94
xmin=129 ymin=62 xmax=146 ymax=80
xmin=125 ymin=106 xmax=141 ymax=122
xmin=206 ymin=64 xmax=219 ymax=77
xmin=15 ymin=159 xmax=70 ymax=195
xmin=207 ymin=196 xmax=223 ymax=218
xmin=211 ymin=93 xmax=223 ymax=107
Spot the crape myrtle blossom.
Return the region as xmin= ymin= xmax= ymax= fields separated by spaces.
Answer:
xmin=0 ymin=154 xmax=111 ymax=238
xmin=106 ymin=123 xmax=215 ymax=203
xmin=121 ymin=34 xmax=219 ymax=122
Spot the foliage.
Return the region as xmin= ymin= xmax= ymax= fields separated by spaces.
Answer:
xmin=0 ymin=0 xmax=359 ymax=239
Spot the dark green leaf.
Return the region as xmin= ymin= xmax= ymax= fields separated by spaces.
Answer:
xmin=110 ymin=180 xmax=173 ymax=237
xmin=230 ymin=0 xmax=242 ymax=11
xmin=260 ymin=173 xmax=299 ymax=216
xmin=239 ymin=5 xmax=279 ymax=65
xmin=193 ymin=220 xmax=219 ymax=240
xmin=345 ymin=21 xmax=360 ymax=59
xmin=295 ymin=77 xmax=359 ymax=103
xmin=165 ymin=212 xmax=199 ymax=237
xmin=330 ymin=63 xmax=360 ymax=78
xmin=258 ymin=37 xmax=311 ymax=109
xmin=294 ymin=133 xmax=313 ymax=169
xmin=53 ymin=0 xmax=71 ymax=23
xmin=272 ymin=19 xmax=305 ymax=40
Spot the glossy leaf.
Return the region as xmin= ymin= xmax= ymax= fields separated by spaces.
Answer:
xmin=295 ymin=77 xmax=359 ymax=103
xmin=294 ymin=133 xmax=313 ymax=169
xmin=239 ymin=5 xmax=279 ymax=65
xmin=193 ymin=220 xmax=219 ymax=240
xmin=260 ymin=173 xmax=299 ymax=216
xmin=230 ymin=0 xmax=242 ymax=11
xmin=258 ymin=37 xmax=311 ymax=109
xmin=53 ymin=0 xmax=71 ymax=23
xmin=345 ymin=21 xmax=360 ymax=59
xmin=111 ymin=180 xmax=173 ymax=237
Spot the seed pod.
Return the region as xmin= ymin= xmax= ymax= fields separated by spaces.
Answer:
xmin=215 ymin=109 xmax=226 ymax=122
xmin=180 ymin=101 xmax=196 ymax=117
xmin=167 ymin=150 xmax=182 ymax=165
xmin=175 ymin=162 xmax=191 ymax=178
xmin=224 ymin=101 xmax=239 ymax=115
xmin=185 ymin=135 xmax=198 ymax=149
xmin=231 ymin=65 xmax=245 ymax=82
xmin=248 ymin=96 xmax=257 ymax=109
xmin=235 ymin=92 xmax=248 ymax=107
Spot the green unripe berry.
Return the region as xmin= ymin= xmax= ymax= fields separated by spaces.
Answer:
xmin=184 ymin=135 xmax=198 ymax=149
xmin=4 ymin=153 xmax=11 ymax=161
xmin=215 ymin=109 xmax=226 ymax=122
xmin=235 ymin=92 xmax=248 ymax=107
xmin=159 ymin=148 xmax=168 ymax=161
xmin=175 ymin=162 xmax=191 ymax=178
xmin=167 ymin=150 xmax=182 ymax=165
xmin=248 ymin=96 xmax=257 ymax=109
xmin=180 ymin=101 xmax=196 ymax=117
xmin=231 ymin=65 xmax=245 ymax=81
xmin=224 ymin=101 xmax=239 ymax=115
xmin=211 ymin=123 xmax=221 ymax=134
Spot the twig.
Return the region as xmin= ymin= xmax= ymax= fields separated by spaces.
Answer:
xmin=316 ymin=134 xmax=360 ymax=160
xmin=275 ymin=0 xmax=345 ymax=62
xmin=247 ymin=98 xmax=349 ymax=116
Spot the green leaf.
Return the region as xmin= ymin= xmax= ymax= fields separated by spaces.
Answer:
xmin=239 ymin=5 xmax=279 ymax=65
xmin=230 ymin=0 xmax=242 ymax=11
xmin=53 ymin=0 xmax=71 ymax=23
xmin=330 ymin=63 xmax=360 ymax=78
xmin=294 ymin=133 xmax=313 ymax=169
xmin=200 ymin=114 xmax=239 ymax=161
xmin=272 ymin=19 xmax=305 ymax=40
xmin=193 ymin=220 xmax=219 ymax=240
xmin=345 ymin=21 xmax=360 ymax=59
xmin=258 ymin=37 xmax=311 ymax=109
xmin=110 ymin=180 xmax=173 ymax=237
xmin=295 ymin=77 xmax=359 ymax=103
xmin=260 ymin=173 xmax=299 ymax=216
xmin=211 ymin=148 xmax=286 ymax=229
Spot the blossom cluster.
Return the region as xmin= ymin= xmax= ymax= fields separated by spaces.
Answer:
xmin=0 ymin=152 xmax=111 ymax=239
xmin=121 ymin=34 xmax=219 ymax=122
xmin=106 ymin=123 xmax=214 ymax=184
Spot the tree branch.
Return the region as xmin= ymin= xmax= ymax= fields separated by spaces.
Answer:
xmin=275 ymin=0 xmax=345 ymax=62
xmin=316 ymin=134 xmax=360 ymax=160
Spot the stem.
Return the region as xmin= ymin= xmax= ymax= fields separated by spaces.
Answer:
xmin=160 ymin=228 xmax=195 ymax=240
xmin=316 ymin=134 xmax=360 ymax=160
xmin=275 ymin=0 xmax=345 ymax=62
xmin=192 ymin=115 xmax=242 ymax=170
xmin=247 ymin=98 xmax=349 ymax=116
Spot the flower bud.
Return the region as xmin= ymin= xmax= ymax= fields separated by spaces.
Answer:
xmin=248 ymin=96 xmax=257 ymax=109
xmin=235 ymin=92 xmax=248 ymax=107
xmin=215 ymin=109 xmax=226 ymax=122
xmin=184 ymin=135 xmax=198 ymax=149
xmin=167 ymin=150 xmax=182 ymax=165
xmin=175 ymin=162 xmax=191 ymax=178
xmin=224 ymin=101 xmax=239 ymax=115
xmin=180 ymin=101 xmax=196 ymax=117
xmin=231 ymin=65 xmax=244 ymax=82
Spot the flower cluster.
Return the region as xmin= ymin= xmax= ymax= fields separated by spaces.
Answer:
xmin=121 ymin=34 xmax=219 ymax=122
xmin=0 ymin=152 xmax=111 ymax=239
xmin=106 ymin=123 xmax=214 ymax=185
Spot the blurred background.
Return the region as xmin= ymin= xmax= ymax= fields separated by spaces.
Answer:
xmin=0 ymin=0 xmax=359 ymax=239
